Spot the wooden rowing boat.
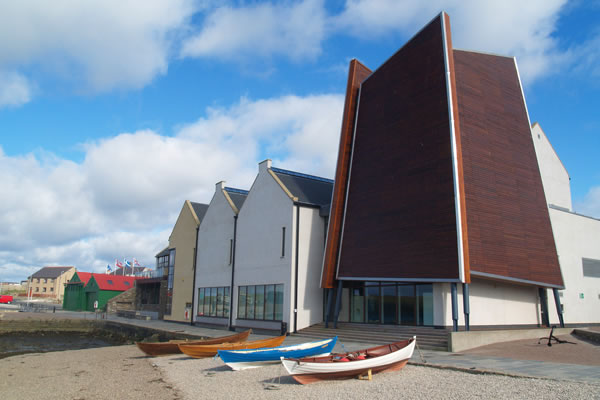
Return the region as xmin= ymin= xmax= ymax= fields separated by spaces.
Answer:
xmin=281 ymin=336 xmax=416 ymax=384
xmin=219 ymin=337 xmax=337 ymax=370
xmin=178 ymin=335 xmax=287 ymax=358
xmin=135 ymin=329 xmax=252 ymax=356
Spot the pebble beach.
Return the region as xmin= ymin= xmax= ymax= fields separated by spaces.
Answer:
xmin=2 ymin=343 xmax=599 ymax=400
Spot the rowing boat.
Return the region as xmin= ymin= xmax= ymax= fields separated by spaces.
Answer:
xmin=281 ymin=336 xmax=416 ymax=384
xmin=218 ymin=337 xmax=337 ymax=370
xmin=178 ymin=335 xmax=287 ymax=358
xmin=135 ymin=329 xmax=252 ymax=356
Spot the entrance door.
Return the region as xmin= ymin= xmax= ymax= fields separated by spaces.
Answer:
xmin=366 ymin=285 xmax=380 ymax=323
xmin=398 ymin=285 xmax=416 ymax=325
xmin=382 ymin=285 xmax=398 ymax=324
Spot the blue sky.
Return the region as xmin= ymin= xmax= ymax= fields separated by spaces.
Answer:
xmin=1 ymin=1 xmax=598 ymax=283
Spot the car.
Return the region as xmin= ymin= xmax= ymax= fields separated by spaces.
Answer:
xmin=0 ymin=295 xmax=14 ymax=304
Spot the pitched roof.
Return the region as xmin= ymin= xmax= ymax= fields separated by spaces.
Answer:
xmin=31 ymin=266 xmax=74 ymax=279
xmin=271 ymin=167 xmax=334 ymax=206
xmin=224 ymin=187 xmax=249 ymax=211
xmin=72 ymin=272 xmax=93 ymax=285
xmin=91 ymin=274 xmax=137 ymax=291
xmin=190 ymin=202 xmax=209 ymax=223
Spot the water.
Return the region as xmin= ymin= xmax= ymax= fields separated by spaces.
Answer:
xmin=0 ymin=331 xmax=127 ymax=359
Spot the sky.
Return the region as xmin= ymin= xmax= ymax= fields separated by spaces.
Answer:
xmin=1 ymin=0 xmax=599 ymax=283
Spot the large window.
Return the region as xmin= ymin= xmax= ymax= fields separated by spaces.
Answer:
xmin=348 ymin=282 xmax=433 ymax=326
xmin=197 ymin=286 xmax=230 ymax=318
xmin=237 ymin=284 xmax=283 ymax=321
xmin=165 ymin=249 xmax=175 ymax=315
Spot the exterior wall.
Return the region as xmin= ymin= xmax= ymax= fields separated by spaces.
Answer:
xmin=233 ymin=162 xmax=294 ymax=331
xmin=28 ymin=268 xmax=76 ymax=300
xmin=295 ymin=206 xmax=326 ymax=330
xmin=164 ymin=201 xmax=199 ymax=322
xmin=439 ymin=279 xmax=540 ymax=327
xmin=193 ymin=186 xmax=236 ymax=324
xmin=531 ymin=123 xmax=572 ymax=210
xmin=547 ymin=208 xmax=600 ymax=324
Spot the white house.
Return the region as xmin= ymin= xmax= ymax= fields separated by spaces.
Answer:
xmin=231 ymin=159 xmax=333 ymax=333
xmin=531 ymin=123 xmax=600 ymax=325
xmin=193 ymin=182 xmax=248 ymax=327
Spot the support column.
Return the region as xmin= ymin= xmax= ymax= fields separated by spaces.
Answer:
xmin=324 ymin=288 xmax=334 ymax=328
xmin=552 ymin=288 xmax=565 ymax=328
xmin=462 ymin=283 xmax=470 ymax=331
xmin=333 ymin=280 xmax=344 ymax=329
xmin=451 ymin=282 xmax=458 ymax=332
xmin=538 ymin=288 xmax=550 ymax=327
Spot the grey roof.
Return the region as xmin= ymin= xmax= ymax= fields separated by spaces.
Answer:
xmin=31 ymin=266 xmax=74 ymax=279
xmin=224 ymin=187 xmax=249 ymax=211
xmin=155 ymin=247 xmax=170 ymax=258
xmin=110 ymin=266 xmax=145 ymax=276
xmin=190 ymin=202 xmax=209 ymax=223
xmin=271 ymin=167 xmax=334 ymax=207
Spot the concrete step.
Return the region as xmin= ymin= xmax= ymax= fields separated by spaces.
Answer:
xmin=295 ymin=322 xmax=449 ymax=351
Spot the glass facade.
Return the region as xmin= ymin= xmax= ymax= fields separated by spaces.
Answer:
xmin=238 ymin=284 xmax=284 ymax=321
xmin=165 ymin=249 xmax=175 ymax=315
xmin=349 ymin=282 xmax=433 ymax=326
xmin=197 ymin=286 xmax=230 ymax=318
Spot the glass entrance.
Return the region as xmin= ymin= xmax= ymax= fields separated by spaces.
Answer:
xmin=348 ymin=282 xmax=433 ymax=326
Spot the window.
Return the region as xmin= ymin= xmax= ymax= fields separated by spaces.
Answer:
xmin=35 ymin=287 xmax=39 ymax=292
xmin=50 ymin=287 xmax=54 ymax=292
xmin=43 ymin=287 xmax=46 ymax=292
xmin=583 ymin=258 xmax=600 ymax=278
xmin=165 ymin=249 xmax=175 ymax=315
xmin=36 ymin=279 xmax=40 ymax=283
xmin=107 ymin=280 xmax=113 ymax=285
xmin=196 ymin=286 xmax=230 ymax=317
xmin=281 ymin=227 xmax=286 ymax=258
xmin=44 ymin=279 xmax=47 ymax=283
xmin=237 ymin=284 xmax=284 ymax=321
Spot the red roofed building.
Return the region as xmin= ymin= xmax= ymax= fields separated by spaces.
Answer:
xmin=63 ymin=272 xmax=137 ymax=311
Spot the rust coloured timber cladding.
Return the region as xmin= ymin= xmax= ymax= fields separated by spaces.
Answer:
xmin=321 ymin=59 xmax=372 ymax=289
xmin=453 ymin=50 xmax=564 ymax=288
xmin=337 ymin=15 xmax=461 ymax=281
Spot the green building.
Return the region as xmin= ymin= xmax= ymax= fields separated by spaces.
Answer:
xmin=63 ymin=272 xmax=136 ymax=311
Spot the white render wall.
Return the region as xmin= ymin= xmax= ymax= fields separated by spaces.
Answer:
xmin=547 ymin=208 xmax=600 ymax=324
xmin=531 ymin=123 xmax=572 ymax=210
xmin=233 ymin=162 xmax=295 ymax=330
xmin=192 ymin=184 xmax=236 ymax=322
xmin=296 ymin=206 xmax=326 ymax=330
xmin=437 ymin=280 xmax=541 ymax=327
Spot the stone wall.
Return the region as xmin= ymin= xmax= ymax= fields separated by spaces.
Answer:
xmin=106 ymin=287 xmax=137 ymax=314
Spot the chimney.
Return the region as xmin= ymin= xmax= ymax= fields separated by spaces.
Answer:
xmin=215 ymin=181 xmax=226 ymax=192
xmin=259 ymin=159 xmax=272 ymax=175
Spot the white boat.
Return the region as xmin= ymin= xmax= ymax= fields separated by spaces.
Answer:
xmin=218 ymin=337 xmax=336 ymax=371
xmin=281 ymin=336 xmax=416 ymax=384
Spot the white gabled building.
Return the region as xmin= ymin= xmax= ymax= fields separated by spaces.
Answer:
xmin=231 ymin=159 xmax=333 ymax=333
xmin=531 ymin=123 xmax=600 ymax=325
xmin=193 ymin=182 xmax=248 ymax=326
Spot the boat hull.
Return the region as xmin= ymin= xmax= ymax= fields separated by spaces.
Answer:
xmin=135 ymin=329 xmax=251 ymax=356
xmin=281 ymin=337 xmax=415 ymax=384
xmin=179 ymin=335 xmax=287 ymax=358
xmin=219 ymin=337 xmax=337 ymax=371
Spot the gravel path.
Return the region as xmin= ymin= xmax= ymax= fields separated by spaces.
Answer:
xmin=0 ymin=345 xmax=180 ymax=400
xmin=152 ymin=353 xmax=600 ymax=400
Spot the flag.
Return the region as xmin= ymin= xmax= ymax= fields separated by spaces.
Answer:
xmin=106 ymin=264 xmax=112 ymax=273
xmin=116 ymin=259 xmax=124 ymax=268
xmin=134 ymin=258 xmax=141 ymax=267
xmin=125 ymin=259 xmax=132 ymax=268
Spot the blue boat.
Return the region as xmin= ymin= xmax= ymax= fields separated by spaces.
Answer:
xmin=218 ymin=337 xmax=337 ymax=370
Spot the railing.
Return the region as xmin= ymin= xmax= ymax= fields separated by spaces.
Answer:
xmin=19 ymin=302 xmax=57 ymax=313
xmin=136 ymin=269 xmax=164 ymax=279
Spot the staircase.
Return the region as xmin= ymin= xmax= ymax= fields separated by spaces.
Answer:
xmin=294 ymin=322 xmax=449 ymax=351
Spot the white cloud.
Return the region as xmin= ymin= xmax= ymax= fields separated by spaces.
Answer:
xmin=0 ymin=1 xmax=196 ymax=94
xmin=0 ymin=70 xmax=32 ymax=108
xmin=333 ymin=0 xmax=569 ymax=83
xmin=575 ymin=186 xmax=600 ymax=218
xmin=181 ymin=0 xmax=326 ymax=61
xmin=0 ymin=93 xmax=344 ymax=282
